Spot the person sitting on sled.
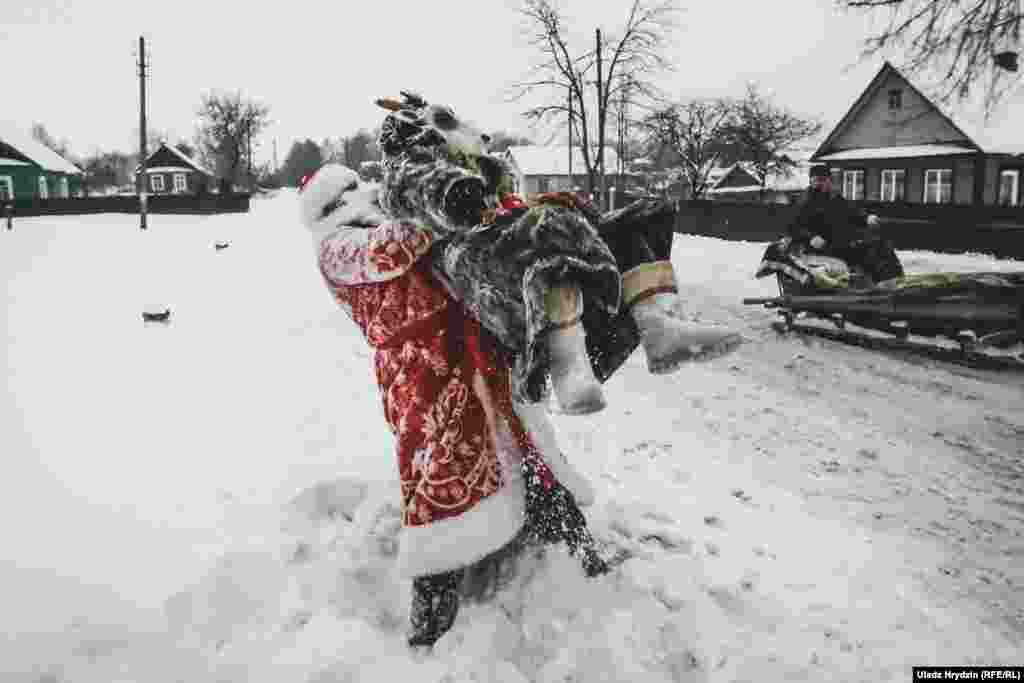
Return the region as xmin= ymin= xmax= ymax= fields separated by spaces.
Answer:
xmin=789 ymin=164 xmax=903 ymax=284
xmin=372 ymin=91 xmax=742 ymax=416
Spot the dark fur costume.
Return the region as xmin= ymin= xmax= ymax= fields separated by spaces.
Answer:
xmin=377 ymin=92 xmax=676 ymax=402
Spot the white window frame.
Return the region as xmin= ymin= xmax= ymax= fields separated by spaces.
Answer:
xmin=880 ymin=169 xmax=906 ymax=202
xmin=842 ymin=169 xmax=865 ymax=200
xmin=38 ymin=175 xmax=48 ymax=199
xmin=173 ymin=173 xmax=187 ymax=193
xmin=150 ymin=174 xmax=165 ymax=192
xmin=923 ymin=168 xmax=953 ymax=204
xmin=58 ymin=177 xmax=69 ymax=198
xmin=0 ymin=175 xmax=13 ymax=201
xmin=998 ymin=169 xmax=1020 ymax=206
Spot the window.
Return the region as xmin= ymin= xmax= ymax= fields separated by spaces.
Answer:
xmin=880 ymin=169 xmax=906 ymax=202
xmin=38 ymin=176 xmax=48 ymax=199
xmin=923 ymin=169 xmax=953 ymax=204
xmin=0 ymin=176 xmax=13 ymax=201
xmin=842 ymin=170 xmax=865 ymax=200
xmin=536 ymin=177 xmax=549 ymax=193
xmin=173 ymin=173 xmax=187 ymax=193
xmin=58 ymin=177 xmax=69 ymax=198
xmin=887 ymin=89 xmax=903 ymax=110
xmin=150 ymin=174 xmax=165 ymax=192
xmin=998 ymin=169 xmax=1020 ymax=206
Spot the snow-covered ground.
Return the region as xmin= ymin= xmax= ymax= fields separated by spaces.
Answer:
xmin=2 ymin=191 xmax=1022 ymax=682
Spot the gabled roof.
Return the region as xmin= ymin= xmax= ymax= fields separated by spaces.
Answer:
xmin=709 ymin=162 xmax=758 ymax=190
xmin=136 ymin=141 xmax=213 ymax=176
xmin=0 ymin=121 xmax=82 ymax=174
xmin=708 ymin=159 xmax=811 ymax=194
xmin=504 ymin=145 xmax=620 ymax=177
xmin=812 ymin=61 xmax=981 ymax=160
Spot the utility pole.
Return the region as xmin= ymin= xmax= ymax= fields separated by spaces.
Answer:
xmin=273 ymin=139 xmax=279 ymax=175
xmin=137 ymin=35 xmax=149 ymax=230
xmin=567 ymin=84 xmax=573 ymax=191
xmin=595 ymin=28 xmax=606 ymax=211
xmin=617 ymin=75 xmax=625 ymax=197
xmin=247 ymin=119 xmax=253 ymax=191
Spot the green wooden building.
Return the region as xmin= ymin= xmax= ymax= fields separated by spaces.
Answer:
xmin=0 ymin=122 xmax=83 ymax=201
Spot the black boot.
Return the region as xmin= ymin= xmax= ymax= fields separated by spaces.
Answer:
xmin=407 ymin=568 xmax=464 ymax=648
xmin=521 ymin=456 xmax=611 ymax=577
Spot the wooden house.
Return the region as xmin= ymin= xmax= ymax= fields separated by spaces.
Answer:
xmin=135 ymin=142 xmax=214 ymax=195
xmin=503 ymin=145 xmax=623 ymax=194
xmin=707 ymin=148 xmax=816 ymax=204
xmin=811 ymin=62 xmax=1024 ymax=207
xmin=0 ymin=122 xmax=83 ymax=200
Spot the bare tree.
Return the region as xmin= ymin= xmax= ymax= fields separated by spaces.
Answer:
xmin=195 ymin=91 xmax=271 ymax=190
xmin=839 ymin=0 xmax=1022 ymax=113
xmin=721 ymin=85 xmax=822 ymax=199
xmin=31 ymin=123 xmax=74 ymax=162
xmin=507 ymin=0 xmax=679 ymax=205
xmin=643 ymin=98 xmax=734 ymax=199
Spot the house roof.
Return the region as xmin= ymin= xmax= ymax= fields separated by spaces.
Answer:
xmin=504 ymin=145 xmax=620 ymax=176
xmin=136 ymin=142 xmax=213 ymax=176
xmin=812 ymin=62 xmax=981 ymax=160
xmin=813 ymin=60 xmax=1024 ymax=159
xmin=141 ymin=166 xmax=202 ymax=174
xmin=815 ymin=144 xmax=979 ymax=161
xmin=708 ymin=160 xmax=811 ymax=194
xmin=0 ymin=157 xmax=31 ymax=166
xmin=0 ymin=121 xmax=82 ymax=174
xmin=949 ymin=106 xmax=1024 ymax=155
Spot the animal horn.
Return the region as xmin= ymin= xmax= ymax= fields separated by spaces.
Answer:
xmin=376 ymin=97 xmax=403 ymax=111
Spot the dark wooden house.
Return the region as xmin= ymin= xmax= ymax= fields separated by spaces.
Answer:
xmin=135 ymin=142 xmax=214 ymax=195
xmin=811 ymin=62 xmax=1024 ymax=207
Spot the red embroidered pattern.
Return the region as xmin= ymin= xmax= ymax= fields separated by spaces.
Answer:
xmin=320 ymin=223 xmax=550 ymax=530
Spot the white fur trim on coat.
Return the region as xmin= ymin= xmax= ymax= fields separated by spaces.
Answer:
xmin=395 ymin=401 xmax=596 ymax=578
xmin=396 ymin=419 xmax=526 ymax=579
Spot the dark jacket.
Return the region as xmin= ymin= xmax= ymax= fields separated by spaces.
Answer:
xmin=788 ymin=191 xmax=903 ymax=283
xmin=789 ymin=191 xmax=869 ymax=249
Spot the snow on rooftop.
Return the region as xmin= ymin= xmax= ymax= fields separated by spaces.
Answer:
xmin=162 ymin=143 xmax=214 ymax=176
xmin=816 ymin=144 xmax=978 ymax=161
xmin=0 ymin=121 xmax=81 ymax=174
xmin=139 ymin=166 xmax=202 ymax=174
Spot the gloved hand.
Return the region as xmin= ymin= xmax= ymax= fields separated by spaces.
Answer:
xmin=444 ymin=177 xmax=487 ymax=228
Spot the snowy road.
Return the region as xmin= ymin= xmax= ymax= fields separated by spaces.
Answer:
xmin=3 ymin=192 xmax=1021 ymax=681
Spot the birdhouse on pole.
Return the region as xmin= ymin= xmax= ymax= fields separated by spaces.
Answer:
xmin=994 ymin=51 xmax=1019 ymax=72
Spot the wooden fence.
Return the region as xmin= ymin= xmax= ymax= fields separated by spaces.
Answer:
xmin=3 ymin=193 xmax=251 ymax=218
xmin=674 ymin=200 xmax=1024 ymax=260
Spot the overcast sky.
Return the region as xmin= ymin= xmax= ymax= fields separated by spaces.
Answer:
xmin=4 ymin=0 xmax=1021 ymax=161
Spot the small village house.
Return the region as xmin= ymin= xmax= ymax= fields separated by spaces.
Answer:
xmin=503 ymin=145 xmax=624 ymax=195
xmin=706 ymin=146 xmax=817 ymax=204
xmin=135 ymin=141 xmax=214 ymax=195
xmin=811 ymin=61 xmax=1024 ymax=207
xmin=0 ymin=122 xmax=83 ymax=200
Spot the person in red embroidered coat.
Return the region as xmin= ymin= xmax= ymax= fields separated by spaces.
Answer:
xmin=299 ymin=165 xmax=605 ymax=648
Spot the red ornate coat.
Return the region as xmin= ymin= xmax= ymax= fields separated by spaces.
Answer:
xmin=315 ymin=218 xmax=594 ymax=579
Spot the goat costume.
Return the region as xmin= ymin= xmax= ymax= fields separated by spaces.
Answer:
xmin=299 ymin=166 xmax=606 ymax=647
xmin=375 ymin=91 xmax=742 ymax=413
